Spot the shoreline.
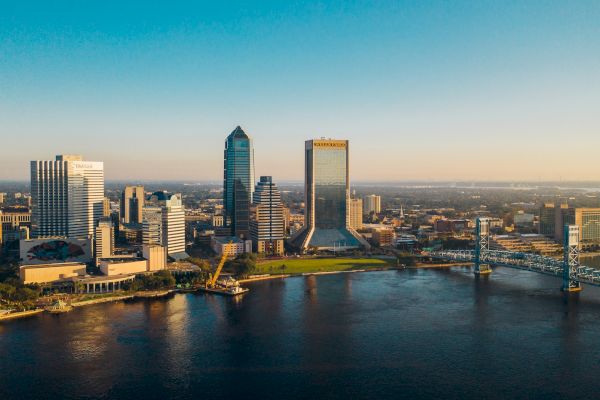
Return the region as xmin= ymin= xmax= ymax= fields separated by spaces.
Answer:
xmin=1 ymin=265 xmax=468 ymax=322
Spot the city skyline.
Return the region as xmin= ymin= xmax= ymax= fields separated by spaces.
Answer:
xmin=2 ymin=1 xmax=600 ymax=182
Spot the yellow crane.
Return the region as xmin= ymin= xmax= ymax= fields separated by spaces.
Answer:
xmin=206 ymin=241 xmax=232 ymax=288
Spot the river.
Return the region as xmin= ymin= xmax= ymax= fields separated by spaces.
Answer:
xmin=2 ymin=268 xmax=600 ymax=400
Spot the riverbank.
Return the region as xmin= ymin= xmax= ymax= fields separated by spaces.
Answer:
xmin=0 ymin=309 xmax=44 ymax=321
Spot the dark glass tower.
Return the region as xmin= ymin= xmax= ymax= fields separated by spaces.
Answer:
xmin=290 ymin=139 xmax=367 ymax=251
xmin=223 ymin=126 xmax=255 ymax=239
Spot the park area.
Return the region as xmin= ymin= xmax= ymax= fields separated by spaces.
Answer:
xmin=255 ymin=257 xmax=397 ymax=275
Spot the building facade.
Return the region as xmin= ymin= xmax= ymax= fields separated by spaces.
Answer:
xmin=349 ymin=197 xmax=363 ymax=230
xmin=211 ymin=236 xmax=252 ymax=257
xmin=223 ymin=126 xmax=255 ymax=239
xmin=143 ymin=191 xmax=186 ymax=259
xmin=95 ymin=217 xmax=114 ymax=261
xmin=30 ymin=155 xmax=104 ymax=239
xmin=290 ymin=139 xmax=366 ymax=251
xmin=539 ymin=203 xmax=555 ymax=236
xmin=250 ymin=176 xmax=285 ymax=255
xmin=363 ymin=194 xmax=381 ymax=215
xmin=121 ymin=185 xmax=145 ymax=224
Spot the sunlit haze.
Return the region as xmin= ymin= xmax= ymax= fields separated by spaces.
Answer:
xmin=1 ymin=1 xmax=599 ymax=182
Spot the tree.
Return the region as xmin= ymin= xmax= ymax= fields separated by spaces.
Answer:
xmin=226 ymin=253 xmax=257 ymax=278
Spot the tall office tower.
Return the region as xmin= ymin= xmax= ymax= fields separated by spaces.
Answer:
xmin=554 ymin=201 xmax=574 ymax=242
xmin=0 ymin=193 xmax=5 ymax=204
xmin=250 ymin=176 xmax=285 ymax=255
xmin=142 ymin=206 xmax=163 ymax=246
xmin=143 ymin=191 xmax=186 ymax=259
xmin=30 ymin=155 xmax=104 ymax=239
xmin=103 ymin=197 xmax=111 ymax=217
xmin=223 ymin=126 xmax=255 ymax=239
xmin=349 ymin=197 xmax=364 ymax=230
xmin=290 ymin=139 xmax=367 ymax=251
xmin=95 ymin=217 xmax=114 ymax=260
xmin=573 ymin=208 xmax=600 ymax=249
xmin=120 ymin=185 xmax=145 ymax=224
xmin=363 ymin=194 xmax=381 ymax=215
xmin=539 ymin=203 xmax=556 ymax=236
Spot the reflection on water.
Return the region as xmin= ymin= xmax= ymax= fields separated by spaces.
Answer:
xmin=3 ymin=268 xmax=600 ymax=400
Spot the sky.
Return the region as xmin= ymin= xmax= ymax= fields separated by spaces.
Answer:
xmin=1 ymin=0 xmax=599 ymax=182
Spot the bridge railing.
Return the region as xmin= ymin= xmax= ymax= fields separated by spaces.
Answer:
xmin=427 ymin=249 xmax=600 ymax=285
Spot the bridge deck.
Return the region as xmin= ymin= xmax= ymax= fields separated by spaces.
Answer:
xmin=427 ymin=250 xmax=600 ymax=287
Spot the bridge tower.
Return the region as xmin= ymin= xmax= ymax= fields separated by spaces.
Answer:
xmin=474 ymin=217 xmax=492 ymax=275
xmin=562 ymin=225 xmax=582 ymax=292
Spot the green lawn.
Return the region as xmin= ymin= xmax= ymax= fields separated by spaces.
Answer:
xmin=255 ymin=257 xmax=396 ymax=275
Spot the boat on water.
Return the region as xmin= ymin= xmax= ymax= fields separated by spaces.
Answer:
xmin=199 ymin=284 xmax=249 ymax=296
xmin=45 ymin=300 xmax=73 ymax=314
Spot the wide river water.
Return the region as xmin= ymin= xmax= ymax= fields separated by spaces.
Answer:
xmin=3 ymin=267 xmax=600 ymax=400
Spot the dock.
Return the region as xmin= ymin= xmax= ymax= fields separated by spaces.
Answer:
xmin=198 ymin=287 xmax=249 ymax=296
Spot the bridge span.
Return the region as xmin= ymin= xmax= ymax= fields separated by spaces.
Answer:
xmin=427 ymin=218 xmax=600 ymax=292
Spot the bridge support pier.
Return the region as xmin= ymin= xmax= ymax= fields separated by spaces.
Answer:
xmin=474 ymin=218 xmax=492 ymax=275
xmin=562 ymin=225 xmax=582 ymax=293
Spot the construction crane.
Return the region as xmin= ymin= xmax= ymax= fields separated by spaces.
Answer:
xmin=206 ymin=241 xmax=232 ymax=288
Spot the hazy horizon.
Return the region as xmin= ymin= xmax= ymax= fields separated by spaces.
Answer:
xmin=2 ymin=1 xmax=599 ymax=182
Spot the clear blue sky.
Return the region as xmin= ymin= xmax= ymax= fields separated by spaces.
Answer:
xmin=1 ymin=1 xmax=599 ymax=182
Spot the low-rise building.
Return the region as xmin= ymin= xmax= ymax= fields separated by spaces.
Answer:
xmin=211 ymin=236 xmax=252 ymax=257
xmin=372 ymin=228 xmax=395 ymax=247
xmin=143 ymin=244 xmax=167 ymax=271
xmin=434 ymin=219 xmax=470 ymax=233
xmin=99 ymin=258 xmax=148 ymax=276
xmin=20 ymin=262 xmax=87 ymax=284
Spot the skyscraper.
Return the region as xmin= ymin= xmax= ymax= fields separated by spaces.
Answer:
xmin=349 ymin=197 xmax=363 ymax=230
xmin=290 ymin=139 xmax=367 ymax=251
xmin=121 ymin=185 xmax=145 ymax=224
xmin=223 ymin=126 xmax=255 ymax=239
xmin=31 ymin=155 xmax=104 ymax=239
xmin=143 ymin=191 xmax=186 ymax=259
xmin=251 ymin=176 xmax=285 ymax=255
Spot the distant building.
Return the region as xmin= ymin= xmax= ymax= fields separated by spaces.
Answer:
xmin=250 ymin=176 xmax=285 ymax=256
xmin=539 ymin=203 xmax=555 ymax=236
xmin=95 ymin=217 xmax=114 ymax=261
xmin=121 ymin=185 xmax=145 ymax=224
xmin=223 ymin=126 xmax=255 ymax=239
xmin=103 ymin=197 xmax=111 ymax=217
xmin=372 ymin=228 xmax=395 ymax=247
xmin=363 ymin=194 xmax=381 ymax=215
xmin=575 ymin=208 xmax=600 ymax=247
xmin=434 ymin=219 xmax=470 ymax=233
xmin=349 ymin=197 xmax=363 ymax=230
xmin=290 ymin=139 xmax=366 ymax=251
xmin=514 ymin=212 xmax=534 ymax=227
xmin=539 ymin=202 xmax=600 ymax=247
xmin=211 ymin=236 xmax=252 ymax=257
xmin=1 ymin=207 xmax=31 ymax=246
xmin=30 ymin=155 xmax=104 ymax=239
xmin=211 ymin=214 xmax=224 ymax=228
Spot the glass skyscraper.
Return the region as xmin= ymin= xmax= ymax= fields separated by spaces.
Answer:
xmin=223 ymin=126 xmax=255 ymax=239
xmin=290 ymin=139 xmax=366 ymax=251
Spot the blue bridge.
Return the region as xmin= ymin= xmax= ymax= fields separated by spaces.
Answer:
xmin=427 ymin=218 xmax=600 ymax=292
